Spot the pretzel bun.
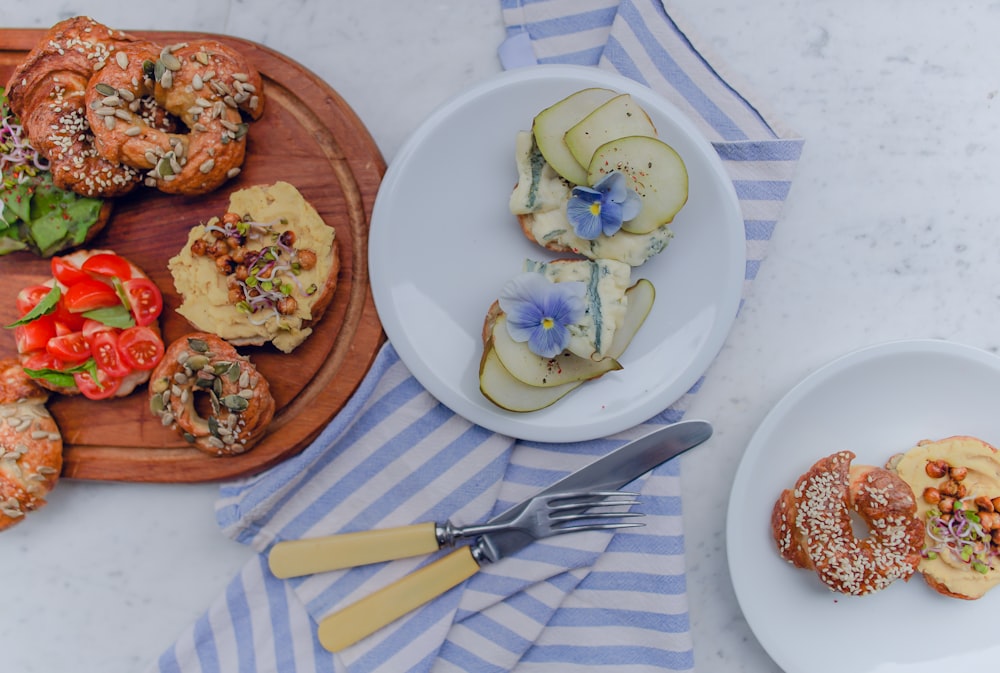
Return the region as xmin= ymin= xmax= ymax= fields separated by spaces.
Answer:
xmin=772 ymin=450 xmax=923 ymax=595
xmin=0 ymin=359 xmax=62 ymax=532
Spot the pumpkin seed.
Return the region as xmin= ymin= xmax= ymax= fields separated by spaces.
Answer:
xmin=95 ymin=82 xmax=117 ymax=96
xmin=222 ymin=395 xmax=249 ymax=412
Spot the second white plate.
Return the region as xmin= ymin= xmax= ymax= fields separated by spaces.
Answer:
xmin=728 ymin=339 xmax=1000 ymax=673
xmin=369 ymin=65 xmax=744 ymax=442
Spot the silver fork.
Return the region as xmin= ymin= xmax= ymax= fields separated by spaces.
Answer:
xmin=434 ymin=490 xmax=644 ymax=548
xmin=268 ymin=490 xmax=643 ymax=579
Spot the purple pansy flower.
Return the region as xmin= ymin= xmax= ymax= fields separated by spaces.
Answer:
xmin=499 ymin=272 xmax=585 ymax=358
xmin=566 ymin=171 xmax=642 ymax=239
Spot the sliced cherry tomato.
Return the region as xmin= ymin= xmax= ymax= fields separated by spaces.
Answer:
xmin=14 ymin=315 xmax=57 ymax=353
xmin=46 ymin=332 xmax=92 ymax=363
xmin=51 ymin=256 xmax=90 ymax=286
xmin=117 ymin=326 xmax=164 ymax=371
xmin=16 ymin=284 xmax=53 ymax=315
xmin=63 ymin=278 xmax=120 ymax=313
xmin=21 ymin=350 xmax=64 ymax=372
xmin=123 ymin=277 xmax=163 ymax=326
xmin=82 ymin=319 xmax=114 ymax=340
xmin=73 ymin=369 xmax=122 ymax=400
xmin=88 ymin=329 xmax=130 ymax=377
xmin=81 ymin=253 xmax=133 ymax=281
xmin=52 ymin=298 xmax=86 ymax=331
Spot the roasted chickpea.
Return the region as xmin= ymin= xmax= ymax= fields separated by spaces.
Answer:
xmin=296 ymin=249 xmax=317 ymax=270
xmin=976 ymin=496 xmax=996 ymax=513
xmin=221 ymin=211 xmax=241 ymax=226
xmin=950 ymin=466 xmax=969 ymax=482
xmin=939 ymin=496 xmax=956 ymax=513
xmin=923 ymin=487 xmax=942 ymax=504
xmin=925 ymin=460 xmax=949 ymax=479
xmin=940 ymin=480 xmax=961 ymax=497
xmin=276 ymin=296 xmax=298 ymax=315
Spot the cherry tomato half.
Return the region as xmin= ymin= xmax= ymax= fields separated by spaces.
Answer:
xmin=73 ymin=369 xmax=122 ymax=400
xmin=118 ymin=326 xmax=164 ymax=371
xmin=51 ymin=256 xmax=91 ymax=286
xmin=16 ymin=284 xmax=53 ymax=315
xmin=88 ymin=329 xmax=130 ymax=377
xmin=21 ymin=350 xmax=64 ymax=372
xmin=63 ymin=278 xmax=120 ymax=313
xmin=123 ymin=278 xmax=163 ymax=327
xmin=81 ymin=253 xmax=133 ymax=282
xmin=46 ymin=332 xmax=92 ymax=363
xmin=14 ymin=315 xmax=56 ymax=353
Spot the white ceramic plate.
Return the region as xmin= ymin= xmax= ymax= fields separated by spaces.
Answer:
xmin=728 ymin=339 xmax=1000 ymax=673
xmin=369 ymin=65 xmax=744 ymax=442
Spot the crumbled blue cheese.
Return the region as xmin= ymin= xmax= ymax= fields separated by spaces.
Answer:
xmin=523 ymin=257 xmax=631 ymax=361
xmin=509 ymin=132 xmax=674 ymax=267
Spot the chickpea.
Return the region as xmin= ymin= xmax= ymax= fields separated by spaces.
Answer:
xmin=939 ymin=496 xmax=956 ymax=513
xmin=923 ymin=487 xmax=942 ymax=505
xmin=279 ymin=230 xmax=296 ymax=246
xmin=980 ymin=512 xmax=1000 ymax=531
xmin=276 ymin=296 xmax=298 ymax=315
xmin=190 ymin=239 xmax=207 ymax=256
xmin=221 ymin=211 xmax=241 ymax=226
xmin=296 ymin=249 xmax=317 ymax=270
xmin=992 ymin=497 xmax=1000 ymax=512
xmin=939 ymin=480 xmax=961 ymax=497
xmin=950 ymin=466 xmax=969 ymax=482
xmin=976 ymin=496 xmax=996 ymax=513
xmin=925 ymin=460 xmax=949 ymax=479
xmin=215 ymin=255 xmax=235 ymax=275
xmin=234 ymin=265 xmax=250 ymax=281
xmin=231 ymin=247 xmax=247 ymax=264
xmin=227 ymin=286 xmax=243 ymax=304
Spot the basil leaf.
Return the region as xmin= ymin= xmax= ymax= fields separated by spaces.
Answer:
xmin=23 ymin=366 xmax=77 ymax=388
xmin=5 ymin=285 xmax=60 ymax=328
xmin=82 ymin=304 xmax=135 ymax=329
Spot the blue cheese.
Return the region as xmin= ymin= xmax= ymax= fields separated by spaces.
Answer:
xmin=510 ymin=132 xmax=674 ymax=267
xmin=523 ymin=258 xmax=631 ymax=361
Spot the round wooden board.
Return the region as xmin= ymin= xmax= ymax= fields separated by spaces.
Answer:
xmin=0 ymin=29 xmax=386 ymax=482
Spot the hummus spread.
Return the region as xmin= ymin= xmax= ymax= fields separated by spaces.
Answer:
xmin=169 ymin=181 xmax=336 ymax=353
xmin=893 ymin=436 xmax=1000 ymax=599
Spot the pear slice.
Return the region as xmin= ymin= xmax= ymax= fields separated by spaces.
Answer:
xmin=479 ymin=339 xmax=584 ymax=412
xmin=532 ymin=88 xmax=617 ymax=185
xmin=587 ymin=136 xmax=688 ymax=234
xmin=491 ymin=313 xmax=622 ymax=387
xmin=479 ymin=279 xmax=656 ymax=412
xmin=564 ymin=94 xmax=657 ymax=170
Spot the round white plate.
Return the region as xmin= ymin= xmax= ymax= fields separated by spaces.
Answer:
xmin=369 ymin=64 xmax=744 ymax=442
xmin=728 ymin=339 xmax=1000 ymax=673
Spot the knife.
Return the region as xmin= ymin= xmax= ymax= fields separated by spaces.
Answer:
xmin=312 ymin=419 xmax=712 ymax=652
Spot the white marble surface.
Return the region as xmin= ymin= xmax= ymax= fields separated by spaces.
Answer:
xmin=2 ymin=1 xmax=999 ymax=671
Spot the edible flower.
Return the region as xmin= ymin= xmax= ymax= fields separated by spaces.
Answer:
xmin=566 ymin=171 xmax=641 ymax=240
xmin=499 ymin=272 xmax=585 ymax=358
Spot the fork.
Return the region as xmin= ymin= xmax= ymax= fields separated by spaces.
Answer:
xmin=268 ymin=490 xmax=644 ymax=579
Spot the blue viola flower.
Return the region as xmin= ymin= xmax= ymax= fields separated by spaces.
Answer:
xmin=499 ymin=272 xmax=585 ymax=359
xmin=566 ymin=171 xmax=642 ymax=239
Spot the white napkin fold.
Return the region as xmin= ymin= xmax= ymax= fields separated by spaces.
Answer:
xmin=152 ymin=2 xmax=802 ymax=672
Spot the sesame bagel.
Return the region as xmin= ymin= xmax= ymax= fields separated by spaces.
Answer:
xmin=772 ymin=450 xmax=923 ymax=595
xmin=148 ymin=333 xmax=274 ymax=456
xmin=0 ymin=358 xmax=62 ymax=532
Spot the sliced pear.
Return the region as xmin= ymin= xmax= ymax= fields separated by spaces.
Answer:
xmin=479 ymin=338 xmax=584 ymax=412
xmin=479 ymin=279 xmax=656 ymax=412
xmin=491 ymin=313 xmax=622 ymax=387
xmin=608 ymin=278 xmax=655 ymax=358
xmin=531 ymin=88 xmax=617 ymax=185
xmin=587 ymin=136 xmax=688 ymax=234
xmin=564 ymin=94 xmax=657 ymax=170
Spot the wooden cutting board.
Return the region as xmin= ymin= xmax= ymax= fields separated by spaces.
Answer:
xmin=0 ymin=29 xmax=386 ymax=482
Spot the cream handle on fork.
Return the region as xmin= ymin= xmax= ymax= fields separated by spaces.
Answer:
xmin=267 ymin=523 xmax=440 ymax=578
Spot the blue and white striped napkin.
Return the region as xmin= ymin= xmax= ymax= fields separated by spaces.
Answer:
xmin=152 ymin=2 xmax=802 ymax=672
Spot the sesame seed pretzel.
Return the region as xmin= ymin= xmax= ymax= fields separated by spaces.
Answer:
xmin=148 ymin=333 xmax=274 ymax=456
xmin=771 ymin=450 xmax=924 ymax=595
xmin=5 ymin=17 xmax=145 ymax=197
xmin=85 ymin=39 xmax=264 ymax=196
xmin=0 ymin=359 xmax=62 ymax=532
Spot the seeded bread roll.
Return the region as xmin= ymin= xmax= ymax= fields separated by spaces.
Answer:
xmin=0 ymin=358 xmax=62 ymax=531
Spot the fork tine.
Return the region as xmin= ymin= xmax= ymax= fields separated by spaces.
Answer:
xmin=550 ymin=510 xmax=645 ymax=523
xmin=546 ymin=491 xmax=641 ymax=512
xmin=553 ymin=521 xmax=646 ymax=534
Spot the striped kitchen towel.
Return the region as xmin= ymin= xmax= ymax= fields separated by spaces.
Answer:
xmin=152 ymin=2 xmax=803 ymax=672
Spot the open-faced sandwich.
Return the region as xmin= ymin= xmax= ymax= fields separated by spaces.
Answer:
xmin=168 ymin=181 xmax=338 ymax=353
xmin=6 ymin=249 xmax=165 ymax=399
xmin=1 ymin=86 xmax=112 ymax=257
xmin=509 ymin=88 xmax=689 ymax=267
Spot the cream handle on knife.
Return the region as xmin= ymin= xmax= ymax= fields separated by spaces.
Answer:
xmin=317 ymin=546 xmax=481 ymax=652
xmin=268 ymin=523 xmax=440 ymax=578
